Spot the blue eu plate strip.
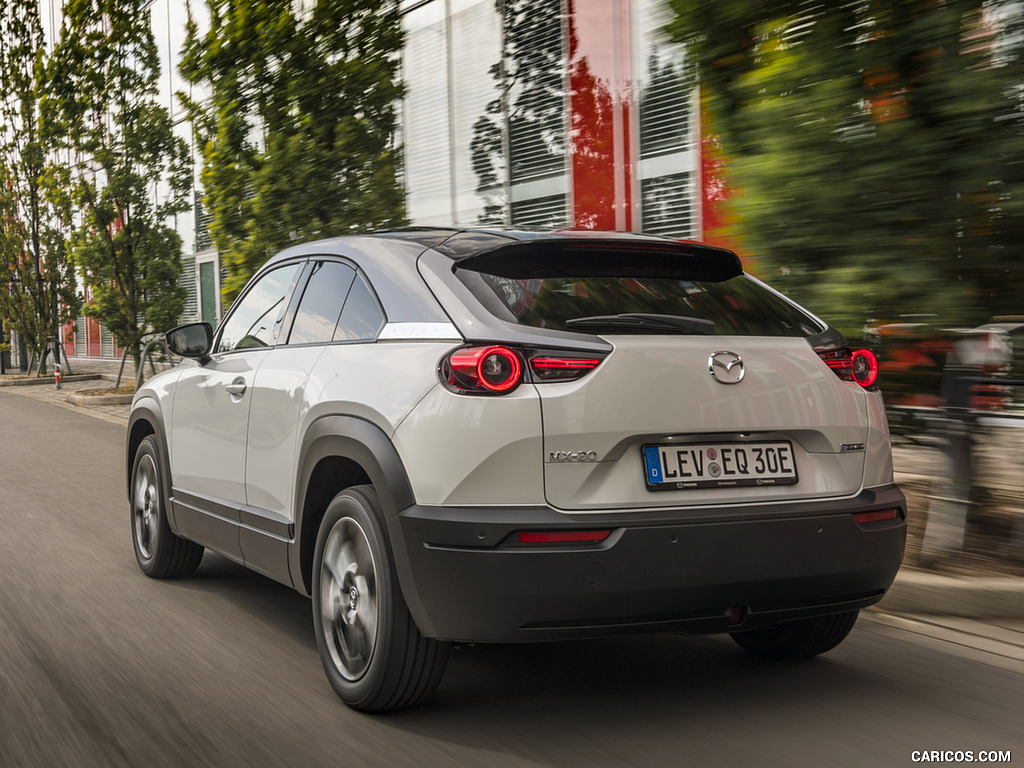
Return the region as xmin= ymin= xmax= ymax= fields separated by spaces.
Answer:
xmin=643 ymin=446 xmax=662 ymax=484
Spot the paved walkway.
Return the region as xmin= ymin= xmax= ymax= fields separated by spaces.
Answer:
xmin=3 ymin=362 xmax=1022 ymax=618
xmin=0 ymin=372 xmax=132 ymax=425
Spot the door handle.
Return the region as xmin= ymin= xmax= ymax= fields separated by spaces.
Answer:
xmin=225 ymin=378 xmax=247 ymax=397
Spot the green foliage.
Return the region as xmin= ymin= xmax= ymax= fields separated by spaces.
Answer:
xmin=669 ymin=0 xmax=1024 ymax=338
xmin=0 ymin=0 xmax=79 ymax=369
xmin=180 ymin=0 xmax=407 ymax=306
xmin=42 ymin=0 xmax=189 ymax=367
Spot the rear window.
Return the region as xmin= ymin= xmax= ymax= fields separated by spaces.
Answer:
xmin=461 ymin=273 xmax=825 ymax=337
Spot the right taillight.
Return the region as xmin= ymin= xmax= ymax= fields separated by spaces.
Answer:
xmin=817 ymin=346 xmax=879 ymax=389
xmin=850 ymin=349 xmax=879 ymax=387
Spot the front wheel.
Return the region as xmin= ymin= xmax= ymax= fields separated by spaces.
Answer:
xmin=729 ymin=609 xmax=859 ymax=661
xmin=130 ymin=435 xmax=204 ymax=578
xmin=312 ymin=485 xmax=450 ymax=711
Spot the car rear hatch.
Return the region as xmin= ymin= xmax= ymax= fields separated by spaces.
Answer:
xmin=439 ymin=231 xmax=872 ymax=512
xmin=537 ymin=335 xmax=869 ymax=511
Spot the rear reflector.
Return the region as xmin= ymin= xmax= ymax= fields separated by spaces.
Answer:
xmin=852 ymin=508 xmax=900 ymax=525
xmin=517 ymin=530 xmax=611 ymax=544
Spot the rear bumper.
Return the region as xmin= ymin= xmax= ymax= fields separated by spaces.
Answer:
xmin=388 ymin=485 xmax=907 ymax=642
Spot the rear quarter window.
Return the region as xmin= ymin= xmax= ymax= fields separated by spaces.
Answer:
xmin=334 ymin=274 xmax=385 ymax=342
xmin=288 ymin=261 xmax=357 ymax=345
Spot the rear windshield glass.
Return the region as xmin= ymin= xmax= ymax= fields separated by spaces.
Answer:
xmin=460 ymin=273 xmax=825 ymax=337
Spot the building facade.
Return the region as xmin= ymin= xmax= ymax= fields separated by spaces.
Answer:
xmin=399 ymin=0 xmax=700 ymax=236
xmin=47 ymin=0 xmax=709 ymax=361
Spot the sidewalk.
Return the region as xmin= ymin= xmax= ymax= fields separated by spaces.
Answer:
xmin=0 ymin=365 xmax=134 ymax=425
xmin=3 ymin=362 xmax=1022 ymax=619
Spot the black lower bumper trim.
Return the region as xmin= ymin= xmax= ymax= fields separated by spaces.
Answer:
xmin=387 ymin=485 xmax=907 ymax=642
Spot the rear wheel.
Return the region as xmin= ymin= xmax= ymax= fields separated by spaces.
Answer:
xmin=729 ymin=609 xmax=859 ymax=661
xmin=130 ymin=435 xmax=204 ymax=578
xmin=312 ymin=485 xmax=450 ymax=711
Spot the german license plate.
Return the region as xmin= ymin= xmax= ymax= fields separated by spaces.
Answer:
xmin=642 ymin=441 xmax=798 ymax=491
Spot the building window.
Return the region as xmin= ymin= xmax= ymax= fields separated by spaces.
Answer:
xmin=504 ymin=0 xmax=569 ymax=226
xmin=640 ymin=172 xmax=696 ymax=238
xmin=401 ymin=0 xmax=569 ymax=228
xmin=633 ymin=0 xmax=699 ymax=239
xmin=402 ymin=2 xmax=452 ymax=224
xmin=196 ymin=253 xmax=221 ymax=326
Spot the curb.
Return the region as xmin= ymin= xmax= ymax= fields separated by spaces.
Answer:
xmin=0 ymin=374 xmax=102 ymax=388
xmin=880 ymin=570 xmax=1024 ymax=618
xmin=66 ymin=391 xmax=135 ymax=406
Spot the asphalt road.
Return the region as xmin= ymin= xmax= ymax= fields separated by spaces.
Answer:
xmin=1 ymin=389 xmax=1021 ymax=768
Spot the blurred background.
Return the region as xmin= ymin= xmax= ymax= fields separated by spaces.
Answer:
xmin=1 ymin=4 xmax=1022 ymax=765
xmin=4 ymin=0 xmax=1024 ymax=568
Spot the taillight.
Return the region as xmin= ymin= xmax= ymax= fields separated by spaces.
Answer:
xmin=441 ymin=345 xmax=606 ymax=394
xmin=817 ymin=346 xmax=879 ymax=389
xmin=529 ymin=355 xmax=603 ymax=381
xmin=851 ymin=349 xmax=879 ymax=387
xmin=444 ymin=345 xmax=523 ymax=393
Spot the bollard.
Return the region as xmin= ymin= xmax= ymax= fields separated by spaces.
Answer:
xmin=54 ymin=363 xmax=62 ymax=390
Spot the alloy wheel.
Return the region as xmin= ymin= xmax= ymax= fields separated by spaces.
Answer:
xmin=319 ymin=516 xmax=379 ymax=681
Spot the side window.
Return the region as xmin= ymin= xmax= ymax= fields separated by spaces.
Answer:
xmin=288 ymin=261 xmax=357 ymax=345
xmin=334 ymin=274 xmax=385 ymax=342
xmin=217 ymin=264 xmax=301 ymax=353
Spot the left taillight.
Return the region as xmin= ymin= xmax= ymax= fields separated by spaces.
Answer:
xmin=440 ymin=345 xmax=606 ymax=394
xmin=443 ymin=345 xmax=523 ymax=394
xmin=817 ymin=346 xmax=879 ymax=389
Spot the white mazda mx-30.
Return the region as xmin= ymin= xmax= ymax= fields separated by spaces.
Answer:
xmin=127 ymin=228 xmax=905 ymax=711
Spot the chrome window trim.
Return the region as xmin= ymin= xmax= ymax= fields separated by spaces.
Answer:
xmin=377 ymin=322 xmax=462 ymax=341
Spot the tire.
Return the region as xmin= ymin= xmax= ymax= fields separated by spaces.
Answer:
xmin=130 ymin=435 xmax=204 ymax=578
xmin=729 ymin=609 xmax=859 ymax=661
xmin=312 ymin=485 xmax=450 ymax=712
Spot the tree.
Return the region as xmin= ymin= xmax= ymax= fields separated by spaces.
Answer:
xmin=180 ymin=0 xmax=407 ymax=306
xmin=41 ymin=0 xmax=189 ymax=370
xmin=0 ymin=0 xmax=79 ymax=372
xmin=668 ymin=1 xmax=1024 ymax=336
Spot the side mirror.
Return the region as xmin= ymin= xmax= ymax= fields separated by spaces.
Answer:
xmin=167 ymin=322 xmax=213 ymax=364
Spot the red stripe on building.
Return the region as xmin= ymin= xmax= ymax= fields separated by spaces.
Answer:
xmin=567 ymin=0 xmax=633 ymax=231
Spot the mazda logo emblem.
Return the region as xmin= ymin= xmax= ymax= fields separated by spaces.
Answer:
xmin=709 ymin=350 xmax=745 ymax=384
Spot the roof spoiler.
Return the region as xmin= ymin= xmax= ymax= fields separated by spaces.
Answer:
xmin=452 ymin=238 xmax=743 ymax=282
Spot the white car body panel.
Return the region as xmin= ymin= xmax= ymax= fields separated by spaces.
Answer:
xmin=392 ymin=383 xmax=546 ymax=506
xmin=538 ymin=337 xmax=871 ymax=510
xmin=170 ymin=350 xmax=269 ymax=505
xmin=303 ymin=343 xmax=451 ymax=440
xmin=862 ymin=388 xmax=896 ymax=487
xmin=245 ymin=345 xmax=324 ymax=519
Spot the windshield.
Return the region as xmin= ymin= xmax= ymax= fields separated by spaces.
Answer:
xmin=463 ymin=273 xmax=826 ymax=337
